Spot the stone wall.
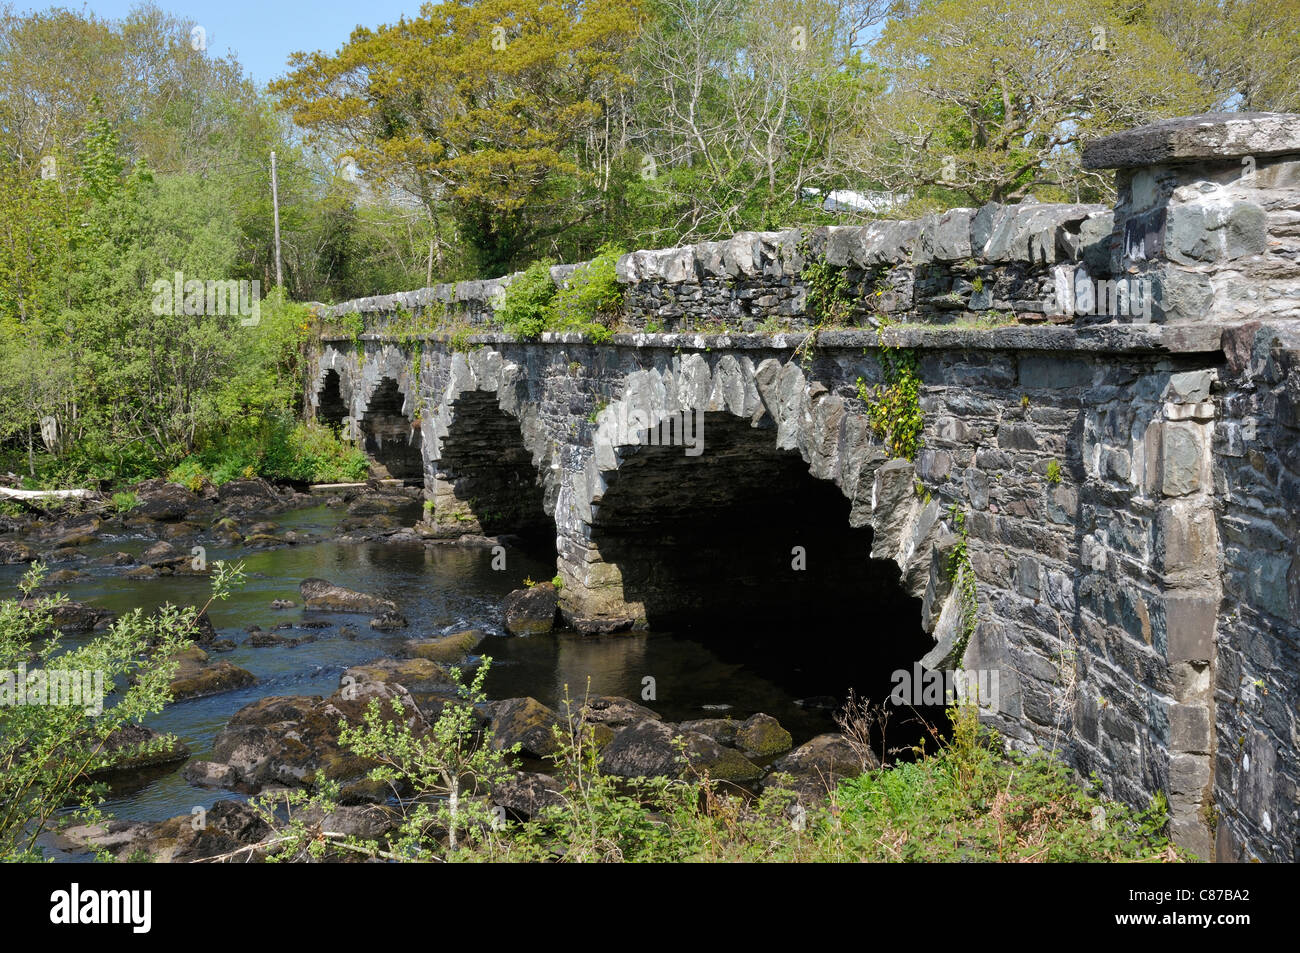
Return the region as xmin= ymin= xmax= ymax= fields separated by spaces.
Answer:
xmin=309 ymin=113 xmax=1300 ymax=863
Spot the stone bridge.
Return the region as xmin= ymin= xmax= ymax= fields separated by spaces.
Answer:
xmin=307 ymin=114 xmax=1300 ymax=863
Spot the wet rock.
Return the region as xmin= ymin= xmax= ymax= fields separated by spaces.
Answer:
xmin=208 ymin=639 xmax=237 ymax=652
xmin=369 ymin=610 xmax=409 ymax=631
xmin=488 ymin=696 xmax=563 ymax=759
xmin=218 ymin=478 xmax=284 ymax=515
xmin=403 ymin=628 xmax=484 ymax=662
xmin=300 ymin=577 xmax=397 ymax=613
xmin=20 ymin=598 xmax=115 ymax=635
xmin=0 ymin=540 xmax=36 ymax=564
xmin=161 ymin=521 xmax=203 ymax=540
xmin=141 ymin=540 xmax=179 ymax=564
xmin=42 ymin=568 xmax=89 ymax=586
xmin=168 ymin=645 xmax=256 ymax=700
xmin=86 ymin=723 xmax=190 ymax=777
xmin=502 ymin=583 xmax=558 ymax=635
xmin=133 ymin=479 xmax=205 ymax=522
xmin=578 ymin=695 xmax=662 ymax=730
xmin=191 ymin=610 xmax=219 ymax=644
xmin=207 ymin=683 xmax=425 ymax=793
xmin=342 ymin=657 xmax=452 ymax=694
xmin=245 ymin=631 xmax=316 ymax=648
xmin=183 ymin=759 xmax=239 ymax=789
xmin=123 ymin=566 xmax=159 ymax=580
xmin=270 ymin=599 xmax=296 ymax=609
xmin=90 ymin=551 xmax=135 ymax=567
xmin=736 ymin=713 xmax=793 ymax=758
xmin=761 ymin=733 xmax=874 ymax=797
xmin=679 ymin=718 xmax=739 ymax=747
xmin=73 ymin=799 xmax=274 ymax=863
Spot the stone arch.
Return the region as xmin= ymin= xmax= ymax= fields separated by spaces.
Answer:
xmin=557 ymin=351 xmax=961 ymax=659
xmin=424 ymin=348 xmax=556 ymax=540
xmin=315 ymin=368 xmax=349 ymax=430
xmin=358 ymin=375 xmax=423 ymax=480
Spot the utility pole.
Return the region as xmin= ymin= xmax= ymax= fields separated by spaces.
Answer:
xmin=270 ymin=150 xmax=284 ymax=288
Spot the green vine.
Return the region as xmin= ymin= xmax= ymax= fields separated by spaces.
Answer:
xmin=946 ymin=505 xmax=979 ymax=662
xmin=856 ymin=342 xmax=923 ymax=460
xmin=798 ymin=237 xmax=852 ymax=325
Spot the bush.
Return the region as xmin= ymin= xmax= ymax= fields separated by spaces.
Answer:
xmin=493 ymin=247 xmax=626 ymax=343
xmin=1 ymin=561 xmax=246 ymax=861
xmin=494 ymin=260 xmax=557 ymax=339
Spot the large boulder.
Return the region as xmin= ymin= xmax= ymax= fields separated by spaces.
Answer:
xmin=502 ymin=584 xmax=558 ymax=635
xmin=0 ymin=540 xmax=36 ymax=564
xmin=599 ymin=720 xmax=761 ymax=782
xmin=491 ymin=771 xmax=566 ymax=821
xmin=736 ymin=713 xmax=793 ymax=759
xmin=132 ymin=480 xmax=206 ymax=522
xmin=341 ymin=657 xmax=452 ymax=694
xmin=217 ymin=478 xmax=283 ymax=515
xmin=761 ymin=733 xmax=874 ymax=797
xmin=168 ymin=645 xmax=256 ymax=700
xmin=300 ymin=577 xmax=397 ymax=613
xmin=488 ymin=696 xmax=562 ymax=759
xmin=86 ymin=724 xmax=190 ymax=778
xmin=578 ymin=695 xmax=662 ymax=731
xmin=20 ymin=598 xmax=115 ymax=635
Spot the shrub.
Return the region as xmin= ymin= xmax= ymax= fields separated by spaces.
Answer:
xmin=495 ymin=260 xmax=557 ymax=339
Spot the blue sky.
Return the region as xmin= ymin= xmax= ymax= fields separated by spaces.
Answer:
xmin=34 ymin=0 xmax=424 ymax=85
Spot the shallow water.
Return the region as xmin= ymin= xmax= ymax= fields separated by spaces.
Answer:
xmin=4 ymin=501 xmax=848 ymax=827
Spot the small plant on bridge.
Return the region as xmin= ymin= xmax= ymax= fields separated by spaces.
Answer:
xmin=799 ymin=240 xmax=852 ymax=325
xmin=946 ymin=505 xmax=979 ymax=662
xmin=496 ymin=259 xmax=557 ymax=339
xmin=547 ymin=245 xmax=624 ymax=342
xmin=857 ymin=345 xmax=923 ymax=461
xmin=1046 ymin=459 xmax=1062 ymax=484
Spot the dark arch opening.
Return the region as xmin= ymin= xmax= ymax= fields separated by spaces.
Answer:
xmin=437 ymin=391 xmax=550 ymax=541
xmin=359 ymin=377 xmax=423 ymax=480
xmin=590 ymin=411 xmax=943 ymax=740
xmin=316 ymin=369 xmax=348 ymax=430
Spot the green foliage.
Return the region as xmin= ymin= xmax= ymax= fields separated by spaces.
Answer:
xmin=1046 ymin=459 xmax=1062 ymax=485
xmin=802 ymin=252 xmax=852 ymax=325
xmin=857 ymin=346 xmax=923 ymax=461
xmin=168 ymin=416 xmax=369 ymax=487
xmin=546 ymin=246 xmax=625 ymax=341
xmin=0 ymin=560 xmax=246 ymax=860
xmin=495 ymin=260 xmax=557 ymax=339
xmin=946 ymin=505 xmax=979 ymax=662
xmin=109 ymin=490 xmax=138 ymax=513
xmin=831 ymin=705 xmax=1180 ymax=862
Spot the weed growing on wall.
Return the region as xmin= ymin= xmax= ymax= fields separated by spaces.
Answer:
xmin=858 ymin=344 xmax=923 ymax=460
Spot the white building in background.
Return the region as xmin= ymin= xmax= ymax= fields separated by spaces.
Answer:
xmin=801 ymin=187 xmax=910 ymax=215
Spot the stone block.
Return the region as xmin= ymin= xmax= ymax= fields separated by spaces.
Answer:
xmin=1169 ymin=703 xmax=1212 ymax=755
xmin=1163 ymin=591 xmax=1218 ymax=664
xmin=1160 ymin=421 xmax=1206 ymax=497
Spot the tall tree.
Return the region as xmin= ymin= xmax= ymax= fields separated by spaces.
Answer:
xmin=849 ymin=0 xmax=1213 ymax=207
xmin=272 ymin=0 xmax=642 ymax=275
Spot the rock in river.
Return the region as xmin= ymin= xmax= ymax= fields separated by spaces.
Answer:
xmin=300 ymin=577 xmax=397 ymax=614
xmin=502 ymin=583 xmax=558 ymax=635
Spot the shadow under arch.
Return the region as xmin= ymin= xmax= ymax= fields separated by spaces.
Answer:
xmin=589 ymin=410 xmax=938 ymax=718
xmin=360 ymin=376 xmax=423 ymax=480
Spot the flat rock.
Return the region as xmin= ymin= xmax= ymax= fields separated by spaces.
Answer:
xmin=300 ymin=577 xmax=397 ymax=613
